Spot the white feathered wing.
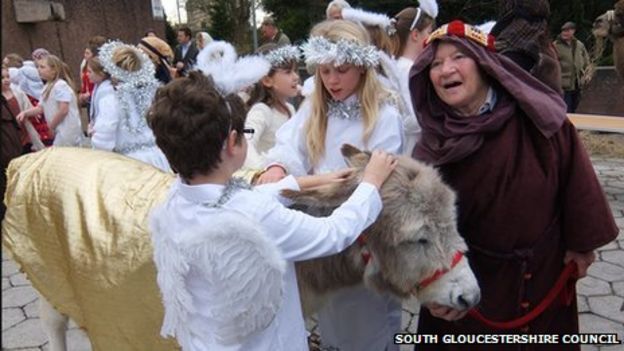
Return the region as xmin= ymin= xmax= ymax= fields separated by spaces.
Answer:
xmin=152 ymin=210 xmax=286 ymax=348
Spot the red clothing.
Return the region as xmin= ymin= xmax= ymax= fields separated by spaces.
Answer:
xmin=416 ymin=115 xmax=618 ymax=351
xmin=80 ymin=65 xmax=94 ymax=95
xmin=24 ymin=95 xmax=52 ymax=146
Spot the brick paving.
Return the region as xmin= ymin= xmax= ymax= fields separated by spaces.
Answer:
xmin=2 ymin=157 xmax=623 ymax=351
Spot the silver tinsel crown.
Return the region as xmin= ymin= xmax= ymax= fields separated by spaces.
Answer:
xmin=263 ymin=45 xmax=300 ymax=67
xmin=301 ymin=36 xmax=380 ymax=68
xmin=98 ymin=40 xmax=156 ymax=85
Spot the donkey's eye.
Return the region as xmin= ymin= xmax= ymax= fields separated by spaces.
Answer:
xmin=417 ymin=238 xmax=429 ymax=245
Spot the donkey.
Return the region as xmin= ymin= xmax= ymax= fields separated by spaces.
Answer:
xmin=289 ymin=145 xmax=481 ymax=316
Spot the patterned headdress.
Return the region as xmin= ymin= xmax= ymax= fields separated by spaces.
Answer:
xmin=426 ymin=20 xmax=496 ymax=51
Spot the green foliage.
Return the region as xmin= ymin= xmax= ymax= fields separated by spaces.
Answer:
xmin=208 ymin=0 xmax=236 ymax=42
xmin=164 ymin=13 xmax=178 ymax=49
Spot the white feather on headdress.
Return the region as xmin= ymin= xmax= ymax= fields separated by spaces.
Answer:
xmin=342 ymin=7 xmax=393 ymax=33
xmin=477 ymin=21 xmax=497 ymax=35
xmin=419 ymin=0 xmax=439 ymax=19
xmin=195 ymin=41 xmax=271 ymax=96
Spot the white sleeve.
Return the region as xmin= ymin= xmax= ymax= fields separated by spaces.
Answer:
xmin=91 ymin=93 xmax=120 ymax=151
xmin=263 ymin=101 xmax=312 ymax=176
xmin=254 ymin=175 xmax=300 ymax=206
xmin=52 ymin=80 xmax=73 ymax=103
xmin=250 ymin=181 xmax=382 ymax=261
xmin=368 ymin=103 xmax=404 ymax=155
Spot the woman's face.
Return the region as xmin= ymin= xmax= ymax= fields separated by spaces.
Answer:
xmin=87 ymin=65 xmax=106 ymax=84
xmin=264 ymin=66 xmax=300 ymax=100
xmin=319 ymin=63 xmax=363 ymax=101
xmin=429 ymin=42 xmax=489 ymax=116
xmin=84 ymin=48 xmax=93 ymax=61
xmin=37 ymin=59 xmax=54 ymax=81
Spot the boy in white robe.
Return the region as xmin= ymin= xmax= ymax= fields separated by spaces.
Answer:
xmin=148 ymin=70 xmax=397 ymax=351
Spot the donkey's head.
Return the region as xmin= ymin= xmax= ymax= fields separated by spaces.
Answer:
xmin=284 ymin=145 xmax=480 ymax=311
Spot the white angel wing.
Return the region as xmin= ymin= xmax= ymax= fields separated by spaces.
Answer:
xmin=152 ymin=210 xmax=286 ymax=347
xmin=195 ymin=40 xmax=271 ymax=96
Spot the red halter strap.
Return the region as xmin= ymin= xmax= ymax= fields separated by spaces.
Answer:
xmin=356 ymin=235 xmax=371 ymax=265
xmin=468 ymin=261 xmax=578 ymax=330
xmin=418 ymin=251 xmax=464 ymax=289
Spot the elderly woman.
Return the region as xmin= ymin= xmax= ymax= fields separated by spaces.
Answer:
xmin=409 ymin=21 xmax=618 ymax=350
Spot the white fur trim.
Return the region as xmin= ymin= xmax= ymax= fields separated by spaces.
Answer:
xmin=342 ymin=7 xmax=393 ymax=32
xmin=477 ymin=20 xmax=496 ymax=35
xmin=419 ymin=0 xmax=439 ymax=19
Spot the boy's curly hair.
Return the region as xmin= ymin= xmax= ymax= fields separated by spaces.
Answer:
xmin=148 ymin=71 xmax=247 ymax=179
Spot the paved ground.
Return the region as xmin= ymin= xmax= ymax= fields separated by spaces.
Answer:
xmin=2 ymin=157 xmax=624 ymax=351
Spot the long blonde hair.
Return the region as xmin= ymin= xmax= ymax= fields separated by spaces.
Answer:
xmin=306 ymin=19 xmax=388 ymax=166
xmin=41 ymin=55 xmax=77 ymax=100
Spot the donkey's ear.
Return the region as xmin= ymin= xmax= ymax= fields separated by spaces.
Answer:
xmin=342 ymin=144 xmax=370 ymax=168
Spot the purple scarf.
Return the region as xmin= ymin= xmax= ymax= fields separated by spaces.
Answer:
xmin=409 ymin=36 xmax=567 ymax=165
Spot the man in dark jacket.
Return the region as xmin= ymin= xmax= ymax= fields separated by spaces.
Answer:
xmin=173 ymin=26 xmax=199 ymax=77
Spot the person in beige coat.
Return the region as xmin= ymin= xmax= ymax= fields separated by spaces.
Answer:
xmin=553 ymin=21 xmax=590 ymax=112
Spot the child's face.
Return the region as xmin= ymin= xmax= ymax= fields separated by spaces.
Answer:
xmin=87 ymin=65 xmax=106 ymax=84
xmin=1 ymin=68 xmax=10 ymax=90
xmin=37 ymin=60 xmax=54 ymax=81
xmin=264 ymin=67 xmax=300 ymax=100
xmin=319 ymin=63 xmax=363 ymax=101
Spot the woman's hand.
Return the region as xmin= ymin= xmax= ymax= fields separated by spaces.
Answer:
xmin=564 ymin=250 xmax=596 ymax=278
xmin=425 ymin=302 xmax=469 ymax=321
xmin=16 ymin=111 xmax=29 ymax=123
xmin=256 ymin=166 xmax=287 ymax=184
xmin=362 ymin=150 xmax=397 ymax=189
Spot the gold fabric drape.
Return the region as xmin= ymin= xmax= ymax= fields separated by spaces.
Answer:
xmin=2 ymin=148 xmax=180 ymax=351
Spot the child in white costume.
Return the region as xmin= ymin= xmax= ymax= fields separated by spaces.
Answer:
xmin=258 ymin=19 xmax=404 ymax=351
xmin=87 ymin=42 xmax=170 ymax=172
xmin=17 ymin=55 xmax=83 ymax=146
xmin=391 ymin=0 xmax=439 ymax=154
xmin=243 ymin=44 xmax=300 ymax=169
xmin=148 ymin=69 xmax=397 ymax=350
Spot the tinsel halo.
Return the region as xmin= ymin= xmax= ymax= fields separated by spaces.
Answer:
xmin=301 ymin=36 xmax=380 ymax=68
xmin=98 ymin=40 xmax=156 ymax=84
xmin=263 ymin=45 xmax=300 ymax=67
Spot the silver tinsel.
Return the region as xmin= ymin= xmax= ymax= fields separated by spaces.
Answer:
xmin=98 ymin=40 xmax=161 ymax=136
xmin=98 ymin=41 xmax=156 ymax=85
xmin=327 ymin=98 xmax=362 ymax=120
xmin=301 ymin=37 xmax=380 ymax=68
xmin=201 ymin=178 xmax=251 ymax=208
xmin=115 ymin=79 xmax=160 ymax=135
xmin=264 ymin=45 xmax=300 ymax=67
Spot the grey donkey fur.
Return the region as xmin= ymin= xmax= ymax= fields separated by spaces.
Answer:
xmin=284 ymin=145 xmax=479 ymax=315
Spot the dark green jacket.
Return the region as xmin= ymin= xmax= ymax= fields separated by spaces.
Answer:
xmin=553 ymin=36 xmax=590 ymax=91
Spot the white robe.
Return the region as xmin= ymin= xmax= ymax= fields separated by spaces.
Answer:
xmin=90 ymin=80 xmax=170 ymax=172
xmin=243 ymin=102 xmax=294 ymax=169
xmin=41 ymin=79 xmax=83 ymax=146
xmin=264 ymin=93 xmax=404 ymax=351
xmin=150 ymin=175 xmax=383 ymax=351
xmin=396 ymin=56 xmax=421 ymax=156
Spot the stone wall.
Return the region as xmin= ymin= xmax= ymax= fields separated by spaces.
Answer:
xmin=577 ymin=67 xmax=624 ymax=117
xmin=1 ymin=0 xmax=167 ymax=82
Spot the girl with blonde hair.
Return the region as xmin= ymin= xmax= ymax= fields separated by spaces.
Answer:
xmin=17 ymin=55 xmax=83 ymax=146
xmin=258 ymin=19 xmax=404 ymax=351
xmin=89 ymin=41 xmax=170 ymax=172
